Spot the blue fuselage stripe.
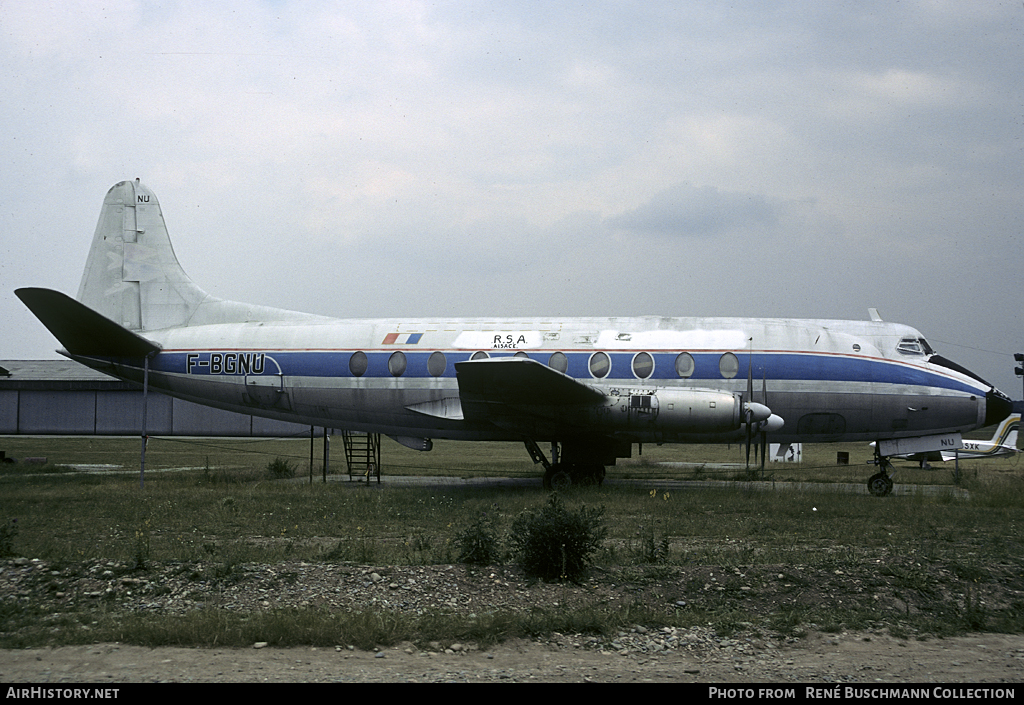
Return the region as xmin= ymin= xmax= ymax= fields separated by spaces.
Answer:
xmin=152 ymin=350 xmax=982 ymax=395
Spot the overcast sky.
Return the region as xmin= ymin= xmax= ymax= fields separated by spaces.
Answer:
xmin=3 ymin=1 xmax=1023 ymax=397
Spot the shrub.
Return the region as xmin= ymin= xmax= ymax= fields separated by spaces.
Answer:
xmin=456 ymin=513 xmax=502 ymax=565
xmin=267 ymin=457 xmax=295 ymax=479
xmin=631 ymin=518 xmax=670 ymax=564
xmin=0 ymin=519 xmax=17 ymax=557
xmin=508 ymin=494 xmax=607 ymax=582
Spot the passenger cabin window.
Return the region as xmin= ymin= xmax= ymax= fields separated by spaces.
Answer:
xmin=388 ymin=351 xmax=407 ymax=377
xmin=349 ymin=351 xmax=368 ymax=377
xmin=675 ymin=352 xmax=695 ymax=378
xmin=589 ymin=351 xmax=611 ymax=378
xmin=471 ymin=351 xmax=489 ymax=360
xmin=632 ymin=352 xmax=654 ymax=379
xmin=427 ymin=351 xmax=447 ymax=377
xmin=719 ymin=352 xmax=739 ymax=379
xmin=548 ymin=352 xmax=568 ymax=373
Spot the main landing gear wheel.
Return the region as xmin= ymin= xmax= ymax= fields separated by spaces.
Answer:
xmin=543 ymin=464 xmax=573 ymax=490
xmin=867 ymin=472 xmax=894 ymax=497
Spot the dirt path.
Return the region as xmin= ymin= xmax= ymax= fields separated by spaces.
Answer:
xmin=2 ymin=631 xmax=1023 ymax=683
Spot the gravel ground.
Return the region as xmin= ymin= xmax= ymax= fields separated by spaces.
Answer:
xmin=2 ymin=556 xmax=1023 ymax=683
xmin=2 ymin=632 xmax=1023 ymax=683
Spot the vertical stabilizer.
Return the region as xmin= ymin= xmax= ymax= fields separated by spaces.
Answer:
xmin=994 ymin=413 xmax=1020 ymax=448
xmin=77 ymin=179 xmax=210 ymax=331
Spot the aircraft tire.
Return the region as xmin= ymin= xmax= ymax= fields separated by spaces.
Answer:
xmin=543 ymin=464 xmax=572 ymax=490
xmin=867 ymin=472 xmax=894 ymax=497
xmin=563 ymin=463 xmax=605 ymax=486
xmin=550 ymin=470 xmax=573 ymax=490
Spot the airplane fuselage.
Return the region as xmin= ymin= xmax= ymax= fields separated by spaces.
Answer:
xmin=80 ymin=313 xmax=994 ymax=447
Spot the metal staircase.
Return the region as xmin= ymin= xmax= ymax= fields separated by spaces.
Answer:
xmin=341 ymin=431 xmax=381 ymax=483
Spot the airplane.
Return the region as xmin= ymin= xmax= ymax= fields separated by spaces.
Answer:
xmin=15 ymin=179 xmax=1014 ymax=496
xmin=875 ymin=413 xmax=1020 ymax=468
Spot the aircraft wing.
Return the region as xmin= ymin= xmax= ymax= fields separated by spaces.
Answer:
xmin=455 ymin=357 xmax=605 ymax=430
xmin=15 ymin=288 xmax=160 ymax=358
xmin=455 ymin=357 xmax=605 ymax=406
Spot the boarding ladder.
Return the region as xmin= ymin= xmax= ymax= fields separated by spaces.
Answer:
xmin=342 ymin=430 xmax=381 ymax=483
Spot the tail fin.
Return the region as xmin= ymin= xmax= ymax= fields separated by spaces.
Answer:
xmin=992 ymin=413 xmax=1020 ymax=448
xmin=77 ymin=179 xmax=210 ymax=331
xmin=75 ymin=180 xmax=323 ymax=331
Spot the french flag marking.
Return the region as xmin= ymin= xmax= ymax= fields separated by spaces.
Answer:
xmin=382 ymin=333 xmax=423 ymax=345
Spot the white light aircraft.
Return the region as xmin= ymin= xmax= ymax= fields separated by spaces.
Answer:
xmin=16 ymin=180 xmax=1014 ymax=496
xmin=878 ymin=413 xmax=1020 ymax=468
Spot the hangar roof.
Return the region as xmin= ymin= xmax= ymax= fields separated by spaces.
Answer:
xmin=0 ymin=360 xmax=135 ymax=391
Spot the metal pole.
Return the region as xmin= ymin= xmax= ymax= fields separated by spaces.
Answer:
xmin=140 ymin=354 xmax=150 ymax=489
xmin=309 ymin=426 xmax=314 ymax=485
xmin=323 ymin=429 xmax=329 ymax=483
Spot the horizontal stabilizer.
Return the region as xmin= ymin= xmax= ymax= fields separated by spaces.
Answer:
xmin=455 ymin=357 xmax=605 ymax=407
xmin=16 ymin=288 xmax=160 ymax=358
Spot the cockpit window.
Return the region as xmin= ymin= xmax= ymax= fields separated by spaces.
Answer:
xmin=897 ymin=338 xmax=934 ymax=356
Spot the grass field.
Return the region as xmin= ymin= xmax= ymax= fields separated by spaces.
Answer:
xmin=1 ymin=433 xmax=1022 ymax=648
xmin=2 ymin=428 xmax=1018 ymax=483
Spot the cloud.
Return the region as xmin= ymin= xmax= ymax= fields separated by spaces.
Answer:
xmin=607 ymin=184 xmax=780 ymax=238
xmin=2 ymin=1 xmax=1023 ymax=395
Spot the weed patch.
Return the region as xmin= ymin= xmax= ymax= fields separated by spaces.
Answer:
xmin=508 ymin=494 xmax=607 ymax=582
xmin=266 ymin=458 xmax=295 ymax=479
xmin=456 ymin=513 xmax=503 ymax=565
xmin=0 ymin=519 xmax=18 ymax=557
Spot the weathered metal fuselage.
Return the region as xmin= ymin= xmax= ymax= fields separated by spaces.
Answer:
xmin=78 ymin=314 xmax=1003 ymax=447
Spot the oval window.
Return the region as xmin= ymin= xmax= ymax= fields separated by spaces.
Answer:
xmin=719 ymin=352 xmax=739 ymax=379
xmin=548 ymin=351 xmax=568 ymax=373
xmin=514 ymin=351 xmax=530 ymax=359
xmin=349 ymin=351 xmax=368 ymax=377
xmin=675 ymin=352 xmax=695 ymax=378
xmin=388 ymin=351 xmax=407 ymax=377
xmin=427 ymin=351 xmax=447 ymax=377
xmin=589 ymin=351 xmax=611 ymax=378
xmin=632 ymin=352 xmax=654 ymax=379
xmin=471 ymin=351 xmax=489 ymax=360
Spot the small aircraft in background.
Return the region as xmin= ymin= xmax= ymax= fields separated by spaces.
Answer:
xmin=16 ymin=180 xmax=1015 ymax=496
xmin=876 ymin=413 xmax=1020 ymax=468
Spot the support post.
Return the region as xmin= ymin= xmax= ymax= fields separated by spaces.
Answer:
xmin=140 ymin=354 xmax=151 ymax=489
xmin=323 ymin=429 xmax=329 ymax=483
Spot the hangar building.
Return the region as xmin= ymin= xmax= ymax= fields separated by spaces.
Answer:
xmin=0 ymin=360 xmax=314 ymax=437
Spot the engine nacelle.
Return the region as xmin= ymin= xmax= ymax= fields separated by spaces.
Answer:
xmin=590 ymin=387 xmax=747 ymax=433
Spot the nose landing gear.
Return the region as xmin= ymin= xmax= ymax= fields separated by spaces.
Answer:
xmin=868 ymin=452 xmax=896 ymax=497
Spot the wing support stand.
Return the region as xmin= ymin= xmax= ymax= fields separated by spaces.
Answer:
xmin=139 ymin=352 xmax=155 ymax=490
